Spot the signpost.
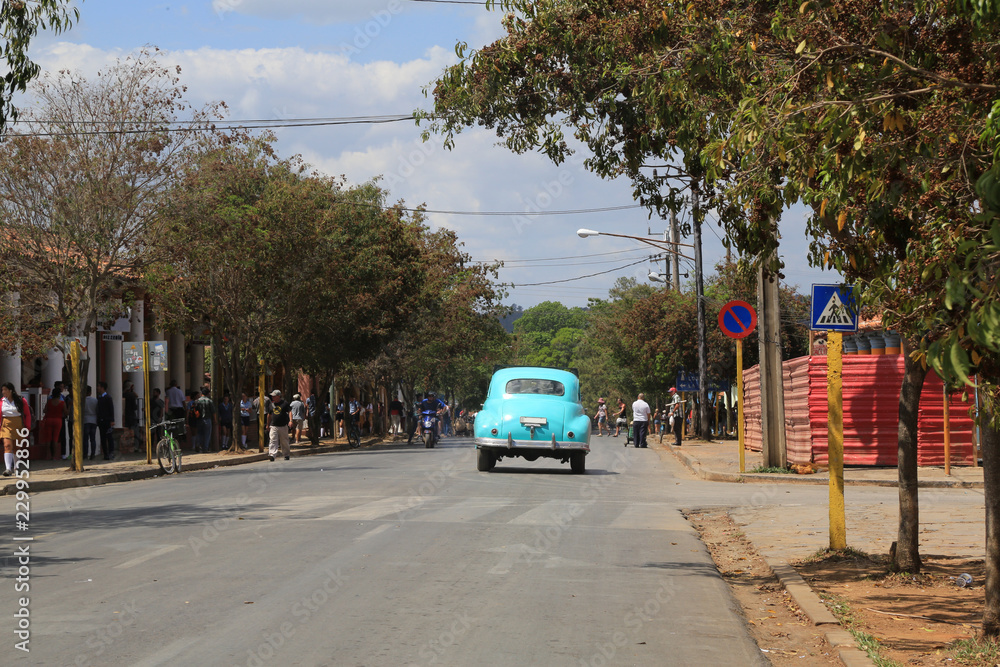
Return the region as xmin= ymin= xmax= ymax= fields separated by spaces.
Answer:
xmin=719 ymin=300 xmax=757 ymax=473
xmin=811 ymin=285 xmax=858 ymax=550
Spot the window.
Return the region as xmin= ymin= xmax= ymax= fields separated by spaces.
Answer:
xmin=504 ymin=379 xmax=565 ymax=396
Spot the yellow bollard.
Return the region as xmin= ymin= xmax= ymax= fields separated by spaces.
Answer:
xmin=737 ymin=338 xmax=745 ymax=474
xmin=827 ymin=332 xmax=846 ymax=549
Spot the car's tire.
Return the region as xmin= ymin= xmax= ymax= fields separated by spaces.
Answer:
xmin=477 ymin=448 xmax=494 ymax=472
xmin=570 ymin=452 xmax=586 ymax=474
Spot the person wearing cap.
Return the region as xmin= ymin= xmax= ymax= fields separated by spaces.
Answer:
xmin=631 ymin=392 xmax=651 ymax=448
xmin=669 ymin=387 xmax=684 ymax=447
xmin=289 ymin=393 xmax=306 ymax=444
xmin=265 ymin=389 xmax=292 ymax=461
xmin=595 ymin=398 xmax=609 ymax=436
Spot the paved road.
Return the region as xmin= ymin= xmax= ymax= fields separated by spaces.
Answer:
xmin=2 ymin=435 xmax=778 ymax=666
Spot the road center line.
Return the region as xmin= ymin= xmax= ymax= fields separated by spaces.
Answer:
xmin=114 ymin=544 xmax=182 ymax=570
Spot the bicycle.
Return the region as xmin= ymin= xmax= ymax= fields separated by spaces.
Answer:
xmin=153 ymin=418 xmax=186 ymax=474
xmin=347 ymin=417 xmax=361 ymax=449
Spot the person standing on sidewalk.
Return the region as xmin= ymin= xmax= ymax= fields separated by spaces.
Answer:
xmin=165 ymin=379 xmax=185 ymax=420
xmin=240 ymin=392 xmax=253 ymax=448
xmin=96 ymin=381 xmax=116 ymax=460
xmin=631 ymin=393 xmax=651 ymax=448
xmin=389 ymin=396 xmax=404 ymax=438
xmin=289 ymin=393 xmax=306 ymax=444
xmin=669 ymin=387 xmax=684 ymax=447
xmin=40 ymin=385 xmax=66 ymax=460
xmin=1 ymin=382 xmax=27 ymax=476
xmin=190 ymin=388 xmax=214 ymax=453
xmin=266 ymin=389 xmax=291 ymax=461
xmin=83 ymin=385 xmax=98 ymax=460
xmin=218 ymin=392 xmax=234 ymax=450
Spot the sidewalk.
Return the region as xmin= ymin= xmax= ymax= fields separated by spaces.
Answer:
xmin=655 ymin=436 xmax=986 ymax=667
xmin=655 ymin=435 xmax=985 ymax=562
xmin=0 ymin=433 xmax=387 ymax=496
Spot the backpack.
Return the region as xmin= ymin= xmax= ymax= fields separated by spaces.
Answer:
xmin=191 ymin=401 xmax=202 ymax=420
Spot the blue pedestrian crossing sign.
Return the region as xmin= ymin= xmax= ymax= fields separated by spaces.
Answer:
xmin=811 ymin=284 xmax=858 ymax=331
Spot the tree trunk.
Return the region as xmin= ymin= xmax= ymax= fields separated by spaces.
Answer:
xmin=893 ymin=339 xmax=927 ymax=572
xmin=982 ymin=386 xmax=1000 ymax=637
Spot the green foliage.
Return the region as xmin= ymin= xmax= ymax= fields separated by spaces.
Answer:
xmin=0 ymin=0 xmax=78 ymax=131
xmin=512 ymin=300 xmax=587 ymax=336
xmin=748 ymin=465 xmax=793 ymax=474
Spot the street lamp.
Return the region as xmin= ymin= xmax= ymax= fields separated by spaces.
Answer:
xmin=575 ymin=229 xmax=695 ymax=261
xmin=577 ymin=226 xmax=706 ymax=438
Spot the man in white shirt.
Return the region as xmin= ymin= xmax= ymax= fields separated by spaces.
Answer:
xmin=631 ymin=393 xmax=651 ymax=448
xmin=165 ymin=379 xmax=186 ymax=420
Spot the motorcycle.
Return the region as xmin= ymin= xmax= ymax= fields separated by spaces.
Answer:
xmin=420 ymin=412 xmax=438 ymax=448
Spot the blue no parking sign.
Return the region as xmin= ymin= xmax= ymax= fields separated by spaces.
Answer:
xmin=718 ymin=300 xmax=757 ymax=339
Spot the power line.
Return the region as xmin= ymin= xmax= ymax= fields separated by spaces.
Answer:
xmin=416 ymin=203 xmax=642 ymax=217
xmin=472 ymin=247 xmax=648 ymax=264
xmin=510 ymin=258 xmax=649 ymax=287
xmin=500 ymin=255 xmax=655 ymax=269
xmin=9 ymin=114 xmax=417 ymax=138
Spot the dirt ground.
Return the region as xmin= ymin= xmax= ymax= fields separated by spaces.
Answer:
xmin=688 ymin=511 xmax=843 ymax=665
xmin=796 ymin=550 xmax=983 ymax=665
xmin=689 ymin=510 xmax=985 ymax=666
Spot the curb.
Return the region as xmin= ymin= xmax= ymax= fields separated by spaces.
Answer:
xmin=663 ymin=442 xmax=984 ymax=489
xmin=1 ymin=440 xmax=364 ymax=496
xmin=762 ymin=556 xmax=877 ymax=667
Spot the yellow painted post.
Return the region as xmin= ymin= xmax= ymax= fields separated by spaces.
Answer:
xmin=943 ymin=387 xmax=951 ymax=476
xmin=70 ymin=341 xmax=84 ymax=473
xmin=258 ymin=359 xmax=266 ymax=453
xmin=143 ymin=342 xmax=152 ymax=465
xmin=737 ymin=338 xmax=745 ymax=473
xmin=827 ymin=331 xmax=847 ymax=549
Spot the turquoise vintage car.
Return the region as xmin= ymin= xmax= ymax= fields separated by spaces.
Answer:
xmin=474 ymin=366 xmax=591 ymax=473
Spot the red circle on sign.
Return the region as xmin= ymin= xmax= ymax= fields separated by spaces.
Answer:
xmin=718 ymin=300 xmax=757 ymax=339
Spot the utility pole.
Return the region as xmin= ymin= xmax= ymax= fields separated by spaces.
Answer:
xmin=670 ymin=209 xmax=681 ymax=292
xmin=692 ymin=180 xmax=709 ymax=440
xmin=757 ymin=252 xmax=787 ymax=467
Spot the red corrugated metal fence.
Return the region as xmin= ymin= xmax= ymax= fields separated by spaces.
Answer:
xmin=743 ymin=355 xmax=976 ymax=467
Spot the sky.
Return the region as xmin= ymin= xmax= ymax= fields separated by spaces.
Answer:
xmin=23 ymin=0 xmax=843 ymax=309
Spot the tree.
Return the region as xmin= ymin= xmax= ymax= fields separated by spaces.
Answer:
xmin=0 ymin=0 xmax=78 ymax=131
xmin=0 ymin=50 xmax=221 ymax=354
xmin=359 ymin=224 xmax=507 ymax=421
xmin=512 ymin=301 xmax=587 ymax=338
xmin=151 ymin=141 xmax=430 ymax=450
xmin=0 ymin=50 xmax=221 ymax=470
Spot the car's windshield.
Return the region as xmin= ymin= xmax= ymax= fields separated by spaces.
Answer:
xmin=504 ymin=379 xmax=565 ymax=396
